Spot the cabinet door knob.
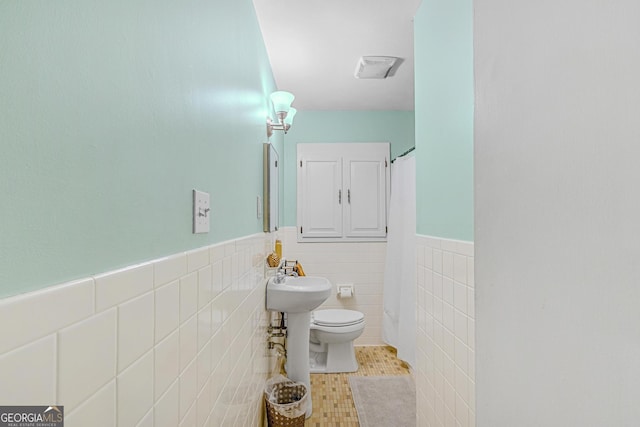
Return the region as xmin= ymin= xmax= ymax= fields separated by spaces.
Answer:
xmin=338 ymin=189 xmax=342 ymax=204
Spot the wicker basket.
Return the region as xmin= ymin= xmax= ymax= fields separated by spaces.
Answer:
xmin=264 ymin=380 xmax=307 ymax=427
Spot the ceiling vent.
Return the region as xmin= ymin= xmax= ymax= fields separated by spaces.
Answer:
xmin=354 ymin=56 xmax=399 ymax=79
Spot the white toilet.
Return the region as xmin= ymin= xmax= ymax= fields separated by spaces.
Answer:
xmin=309 ymin=309 xmax=365 ymax=373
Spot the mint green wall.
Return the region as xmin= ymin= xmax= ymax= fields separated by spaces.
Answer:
xmin=0 ymin=0 xmax=281 ymax=297
xmin=414 ymin=0 xmax=474 ymax=241
xmin=281 ymin=110 xmax=415 ymax=226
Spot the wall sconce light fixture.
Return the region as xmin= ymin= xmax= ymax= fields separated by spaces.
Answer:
xmin=267 ymin=91 xmax=297 ymax=138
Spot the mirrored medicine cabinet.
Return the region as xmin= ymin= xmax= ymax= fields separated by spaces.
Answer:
xmin=263 ymin=143 xmax=279 ymax=232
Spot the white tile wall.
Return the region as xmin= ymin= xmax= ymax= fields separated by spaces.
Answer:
xmin=118 ymin=292 xmax=155 ymax=372
xmin=154 ymin=330 xmax=180 ymax=399
xmin=0 ymin=233 xmax=276 ymax=427
xmin=416 ymin=235 xmax=475 ymax=427
xmin=95 ymin=263 xmax=154 ymax=312
xmin=0 ymin=335 xmax=57 ymax=404
xmin=154 ymin=380 xmax=179 ymax=427
xmin=64 ymin=381 xmax=116 ymax=427
xmin=155 ymin=280 xmax=179 ymax=343
xmin=0 ymin=278 xmax=94 ymax=354
xmin=280 ymin=226 xmax=387 ymax=346
xmin=58 ymin=309 xmax=118 ymax=411
xmin=117 ymin=351 xmax=154 ymax=426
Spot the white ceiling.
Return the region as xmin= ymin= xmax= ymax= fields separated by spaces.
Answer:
xmin=253 ymin=0 xmax=421 ymax=111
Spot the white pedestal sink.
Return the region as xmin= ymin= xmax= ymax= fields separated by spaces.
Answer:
xmin=266 ymin=275 xmax=331 ymax=417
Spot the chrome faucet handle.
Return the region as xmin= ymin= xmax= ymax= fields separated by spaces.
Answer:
xmin=274 ymin=270 xmax=286 ymax=284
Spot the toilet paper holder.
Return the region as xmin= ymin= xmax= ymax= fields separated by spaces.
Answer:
xmin=337 ymin=284 xmax=354 ymax=298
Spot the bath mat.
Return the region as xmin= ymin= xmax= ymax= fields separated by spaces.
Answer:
xmin=349 ymin=375 xmax=416 ymax=427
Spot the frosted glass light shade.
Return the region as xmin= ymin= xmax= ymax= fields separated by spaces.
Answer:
xmin=284 ymin=107 xmax=297 ymax=126
xmin=270 ymin=91 xmax=295 ymax=113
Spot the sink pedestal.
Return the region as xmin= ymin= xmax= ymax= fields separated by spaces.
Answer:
xmin=266 ymin=275 xmax=331 ymax=419
xmin=285 ymin=312 xmax=312 ymax=418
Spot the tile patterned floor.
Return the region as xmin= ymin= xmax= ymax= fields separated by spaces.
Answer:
xmin=304 ymin=346 xmax=411 ymax=427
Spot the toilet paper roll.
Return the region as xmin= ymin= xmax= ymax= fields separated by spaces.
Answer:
xmin=338 ymin=286 xmax=353 ymax=298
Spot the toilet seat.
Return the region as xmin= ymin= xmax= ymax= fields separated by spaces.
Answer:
xmin=312 ymin=309 xmax=364 ymax=327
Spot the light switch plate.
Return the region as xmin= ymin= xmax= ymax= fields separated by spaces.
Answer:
xmin=193 ymin=189 xmax=210 ymax=234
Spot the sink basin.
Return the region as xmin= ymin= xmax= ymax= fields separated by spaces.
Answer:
xmin=266 ymin=276 xmax=331 ymax=313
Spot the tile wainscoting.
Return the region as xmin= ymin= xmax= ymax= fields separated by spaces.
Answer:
xmin=415 ymin=235 xmax=475 ymax=427
xmin=279 ymin=226 xmax=386 ymax=346
xmin=0 ymin=233 xmax=278 ymax=427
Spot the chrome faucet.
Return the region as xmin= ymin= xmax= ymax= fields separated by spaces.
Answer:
xmin=274 ymin=270 xmax=286 ymax=284
xmin=273 ymin=257 xmax=300 ymax=284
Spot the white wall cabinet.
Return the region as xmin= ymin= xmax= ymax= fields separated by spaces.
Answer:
xmin=297 ymin=143 xmax=389 ymax=242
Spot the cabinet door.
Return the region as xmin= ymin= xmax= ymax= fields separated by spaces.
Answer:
xmin=344 ymin=157 xmax=387 ymax=237
xmin=299 ymin=156 xmax=343 ymax=238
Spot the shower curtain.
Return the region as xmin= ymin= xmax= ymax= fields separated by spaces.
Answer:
xmin=382 ymin=155 xmax=416 ymax=367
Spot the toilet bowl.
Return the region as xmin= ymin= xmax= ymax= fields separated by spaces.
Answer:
xmin=309 ymin=309 xmax=365 ymax=373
